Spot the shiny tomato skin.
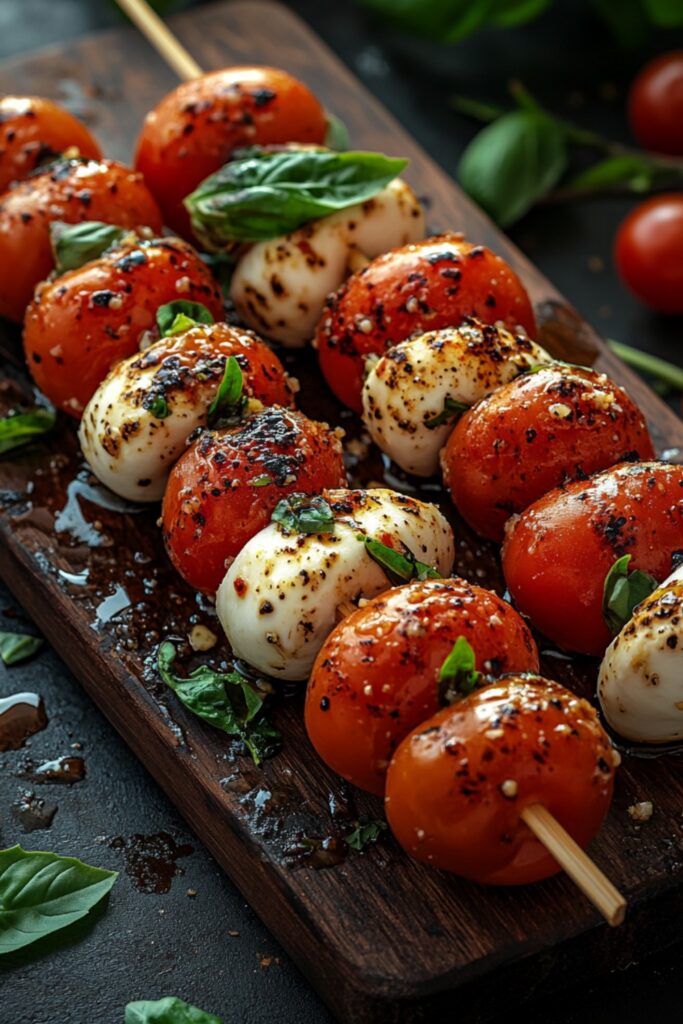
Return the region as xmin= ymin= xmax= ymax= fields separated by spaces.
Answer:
xmin=385 ymin=675 xmax=617 ymax=885
xmin=23 ymin=237 xmax=223 ymax=418
xmin=162 ymin=408 xmax=347 ymax=594
xmin=305 ymin=578 xmax=540 ymax=796
xmin=502 ymin=461 xmax=683 ymax=656
xmin=316 ymin=233 xmax=536 ymax=413
xmin=629 ymin=51 xmax=683 ymax=156
xmin=443 ymin=365 xmax=654 ymax=541
xmin=614 ymin=194 xmax=683 ymax=314
xmin=0 ymin=96 xmax=102 ymax=192
xmin=135 ymin=66 xmax=327 ymax=237
xmin=0 ymin=159 xmax=163 ymax=322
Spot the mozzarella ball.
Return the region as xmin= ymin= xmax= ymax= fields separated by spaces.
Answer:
xmin=230 ymin=179 xmax=424 ymax=347
xmin=216 ymin=487 xmax=455 ymax=680
xmin=598 ymin=564 xmax=683 ymax=744
xmin=362 ymin=318 xmax=553 ymax=476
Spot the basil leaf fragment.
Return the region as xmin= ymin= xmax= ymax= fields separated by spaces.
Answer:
xmin=50 ymin=220 xmax=129 ymax=275
xmin=425 ymin=396 xmax=470 ymax=429
xmin=438 ymin=635 xmax=482 ymax=705
xmin=124 ymin=996 xmax=222 ymax=1024
xmin=358 ymin=534 xmax=440 ymax=584
xmin=156 ymin=301 xmax=215 ymax=338
xmin=145 ymin=394 xmax=170 ymax=420
xmin=602 ymin=554 xmax=658 ymax=635
xmin=272 ymin=494 xmax=334 ymax=536
xmin=185 ymin=147 xmax=408 ymax=248
xmin=207 ymin=356 xmax=245 ymax=428
xmin=158 ymin=641 xmax=281 ymax=766
xmin=0 ymin=845 xmax=117 ymax=954
xmin=0 ymin=407 xmax=56 ymax=456
xmin=0 ymin=632 xmax=43 ymax=666
xmin=324 ymin=112 xmax=350 ymax=152
xmin=344 ymin=819 xmax=387 ymax=852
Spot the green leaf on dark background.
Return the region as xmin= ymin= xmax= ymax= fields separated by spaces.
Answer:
xmin=50 ymin=220 xmax=129 ymax=275
xmin=207 ymin=356 xmax=245 ymax=428
xmin=0 ymin=408 xmax=56 ymax=456
xmin=124 ymin=996 xmax=223 ymax=1024
xmin=438 ymin=635 xmax=483 ymax=704
xmin=156 ymin=301 xmax=215 ymax=338
xmin=0 ymin=632 xmax=44 ymax=666
xmin=602 ymin=554 xmax=659 ymax=635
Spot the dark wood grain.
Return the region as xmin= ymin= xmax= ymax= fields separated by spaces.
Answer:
xmin=2 ymin=4 xmax=683 ymax=1022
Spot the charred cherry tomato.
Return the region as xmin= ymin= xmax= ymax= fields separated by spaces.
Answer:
xmin=385 ymin=675 xmax=617 ymax=885
xmin=443 ymin=365 xmax=654 ymax=541
xmin=316 ymin=233 xmax=536 ymax=413
xmin=615 ymin=194 xmax=683 ymax=315
xmin=0 ymin=158 xmax=163 ymax=322
xmin=629 ymin=51 xmax=683 ymax=156
xmin=24 ymin=236 xmax=223 ymax=418
xmin=0 ymin=96 xmax=101 ymax=192
xmin=305 ymin=578 xmax=540 ymax=795
xmin=135 ymin=66 xmax=327 ymax=237
xmin=502 ymin=461 xmax=683 ymax=656
xmin=162 ymin=407 xmax=347 ymax=594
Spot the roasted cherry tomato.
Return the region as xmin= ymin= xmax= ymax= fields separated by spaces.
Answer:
xmin=385 ymin=675 xmax=617 ymax=885
xmin=305 ymin=578 xmax=540 ymax=795
xmin=502 ymin=461 xmax=683 ymax=656
xmin=316 ymin=233 xmax=536 ymax=413
xmin=0 ymin=158 xmax=163 ymax=322
xmin=0 ymin=96 xmax=101 ymax=193
xmin=615 ymin=194 xmax=683 ymax=315
xmin=443 ymin=365 xmax=654 ymax=541
xmin=162 ymin=407 xmax=347 ymax=594
xmin=135 ymin=66 xmax=327 ymax=237
xmin=24 ymin=237 xmax=223 ymax=418
xmin=629 ymin=51 xmax=683 ymax=156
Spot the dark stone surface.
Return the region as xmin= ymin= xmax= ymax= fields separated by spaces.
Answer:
xmin=1 ymin=2 xmax=682 ymax=1023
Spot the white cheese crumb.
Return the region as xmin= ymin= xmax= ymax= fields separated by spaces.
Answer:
xmin=188 ymin=624 xmax=218 ymax=652
xmin=500 ymin=779 xmax=518 ymax=799
xmin=628 ymin=801 xmax=653 ymax=822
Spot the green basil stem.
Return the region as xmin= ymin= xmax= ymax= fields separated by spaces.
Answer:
xmin=608 ymin=340 xmax=683 ymax=394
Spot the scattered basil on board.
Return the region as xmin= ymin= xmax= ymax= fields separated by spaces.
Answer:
xmin=156 ymin=301 xmax=215 ymax=338
xmin=272 ymin=494 xmax=335 ymax=535
xmin=344 ymin=819 xmax=387 ymax=852
xmin=602 ymin=554 xmax=658 ymax=635
xmin=207 ymin=356 xmax=245 ymax=428
xmin=438 ymin=635 xmax=482 ymax=704
xmin=185 ymin=147 xmax=408 ymax=248
xmin=0 ymin=407 xmax=56 ymax=456
xmin=124 ymin=996 xmax=222 ymax=1024
xmin=0 ymin=632 xmax=43 ymax=666
xmin=358 ymin=534 xmax=440 ymax=585
xmin=0 ymin=846 xmax=117 ymax=954
xmin=50 ymin=220 xmax=130 ymax=275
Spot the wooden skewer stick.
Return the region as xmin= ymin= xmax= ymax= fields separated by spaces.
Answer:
xmin=114 ymin=0 xmax=202 ymax=82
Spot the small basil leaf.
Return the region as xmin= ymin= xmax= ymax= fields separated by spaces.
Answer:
xmin=0 ymin=632 xmax=43 ymax=666
xmin=358 ymin=534 xmax=440 ymax=585
xmin=0 ymin=407 xmax=56 ymax=456
xmin=0 ymin=845 xmax=117 ymax=954
xmin=50 ymin=220 xmax=129 ymax=275
xmin=643 ymin=0 xmax=683 ymax=25
xmin=602 ymin=554 xmax=659 ymax=635
xmin=156 ymin=301 xmax=215 ymax=338
xmin=458 ymin=110 xmax=567 ymax=227
xmin=425 ymin=396 xmax=470 ymax=429
xmin=324 ymin=112 xmax=350 ymax=152
xmin=207 ymin=356 xmax=245 ymax=428
xmin=272 ymin=494 xmax=335 ymax=535
xmin=185 ymin=148 xmax=408 ymax=248
xmin=567 ymin=156 xmax=654 ymax=194
xmin=344 ymin=819 xmax=387 ymax=852
xmin=438 ymin=635 xmax=483 ymax=705
xmin=249 ymin=474 xmax=273 ymax=488
xmin=144 ymin=394 xmax=170 ymax=420
xmin=124 ymin=996 xmax=222 ymax=1024
xmin=157 ymin=641 xmax=281 ymax=766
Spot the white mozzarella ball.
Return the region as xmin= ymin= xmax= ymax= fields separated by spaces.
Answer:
xmin=362 ymin=319 xmax=554 ymax=476
xmin=598 ymin=564 xmax=683 ymax=744
xmin=230 ymin=179 xmax=424 ymax=347
xmin=216 ymin=487 xmax=454 ymax=680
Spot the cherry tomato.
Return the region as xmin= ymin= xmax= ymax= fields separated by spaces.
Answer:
xmin=24 ymin=237 xmax=223 ymax=418
xmin=614 ymin=194 xmax=683 ymax=315
xmin=162 ymin=408 xmax=347 ymax=594
xmin=502 ymin=461 xmax=683 ymax=656
xmin=0 ymin=96 xmax=101 ymax=193
xmin=305 ymin=578 xmax=540 ymax=795
xmin=629 ymin=51 xmax=683 ymax=156
xmin=0 ymin=158 xmax=163 ymax=322
xmin=135 ymin=66 xmax=327 ymax=238
xmin=443 ymin=365 xmax=654 ymax=541
xmin=316 ymin=233 xmax=536 ymax=413
xmin=385 ymin=675 xmax=617 ymax=885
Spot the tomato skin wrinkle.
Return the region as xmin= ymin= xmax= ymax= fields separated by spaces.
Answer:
xmin=629 ymin=51 xmax=683 ymax=157
xmin=615 ymin=194 xmax=683 ymax=315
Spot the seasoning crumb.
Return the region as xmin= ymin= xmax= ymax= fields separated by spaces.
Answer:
xmin=258 ymin=953 xmax=280 ymax=969
xmin=484 ymin=728 xmax=504 ymax=740
xmin=71 ymin=741 xmax=83 ymax=750
xmin=500 ymin=779 xmax=518 ymax=799
xmin=628 ymin=801 xmax=653 ymax=822
xmin=587 ymin=255 xmax=604 ymax=273
xmin=228 ymin=929 xmax=240 ymax=937
xmin=186 ymin=888 xmax=197 ymax=897
xmin=188 ymin=624 xmax=218 ymax=652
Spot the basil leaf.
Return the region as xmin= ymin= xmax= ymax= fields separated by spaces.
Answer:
xmin=358 ymin=534 xmax=440 ymax=585
xmin=602 ymin=554 xmax=659 ymax=635
xmin=144 ymin=394 xmax=170 ymax=420
xmin=458 ymin=110 xmax=567 ymax=227
xmin=156 ymin=301 xmax=215 ymax=338
xmin=0 ymin=845 xmax=117 ymax=954
xmin=567 ymin=155 xmax=654 ymax=194
xmin=357 ymin=0 xmax=493 ymax=41
xmin=185 ymin=148 xmax=408 ymax=247
xmin=50 ymin=220 xmax=129 ymax=275
xmin=643 ymin=0 xmax=683 ymax=25
xmin=324 ymin=112 xmax=350 ymax=152
xmin=124 ymin=996 xmax=222 ymax=1024
xmin=344 ymin=819 xmax=387 ymax=852
xmin=0 ymin=407 xmax=56 ymax=456
xmin=425 ymin=396 xmax=470 ymax=429
xmin=207 ymin=356 xmax=245 ymax=428
xmin=489 ymin=0 xmax=552 ymax=27
xmin=158 ymin=641 xmax=281 ymax=766
xmin=249 ymin=474 xmax=273 ymax=488
xmin=0 ymin=632 xmax=43 ymax=666
xmin=438 ymin=635 xmax=482 ymax=704
xmin=272 ymin=494 xmax=335 ymax=535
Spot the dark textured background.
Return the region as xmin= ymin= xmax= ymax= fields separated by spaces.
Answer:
xmin=1 ymin=2 xmax=682 ymax=1022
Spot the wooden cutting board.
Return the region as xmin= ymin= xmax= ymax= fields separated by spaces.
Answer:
xmin=2 ymin=4 xmax=683 ymax=1022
